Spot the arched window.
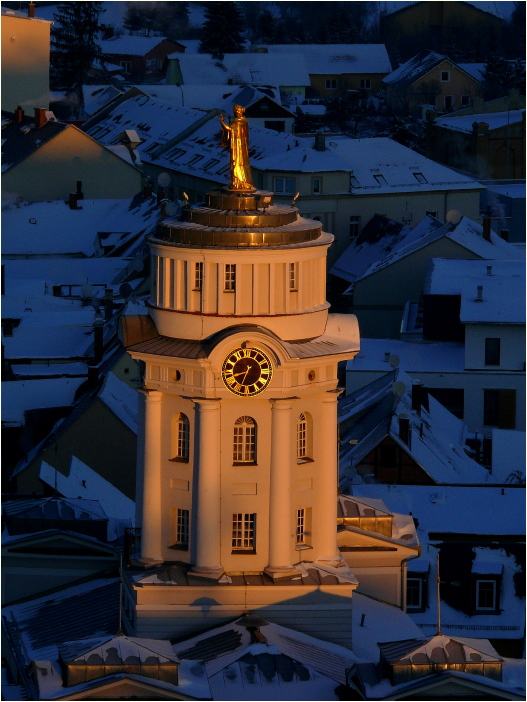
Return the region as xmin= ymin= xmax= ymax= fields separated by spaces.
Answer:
xmin=297 ymin=413 xmax=313 ymax=463
xmin=233 ymin=416 xmax=257 ymax=464
xmin=171 ymin=413 xmax=189 ymax=462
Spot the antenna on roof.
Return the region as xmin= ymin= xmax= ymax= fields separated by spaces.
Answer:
xmin=117 ymin=555 xmax=123 ymax=636
xmin=436 ymin=552 xmax=442 ymax=635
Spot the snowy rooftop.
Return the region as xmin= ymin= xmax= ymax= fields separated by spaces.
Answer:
xmin=485 ymin=182 xmax=525 ymax=199
xmin=458 ymin=63 xmax=486 ymax=82
xmin=1 ymin=6 xmax=51 ymax=23
xmin=2 ymin=197 xmax=158 ymax=257
xmin=258 ymin=44 xmax=392 ymax=75
xmin=491 ymin=429 xmax=526 ymax=483
xmin=434 ymin=110 xmax=525 ymax=134
xmin=383 ymin=51 xmax=447 ymax=87
xmin=170 ymin=52 xmax=311 ymax=88
xmin=134 ymin=83 xmax=283 ymax=111
xmin=348 ymin=338 xmax=466 ymax=374
xmin=99 ymin=35 xmax=172 ymax=56
xmin=425 ymin=258 xmax=525 ymax=295
xmin=82 ymin=84 xmax=124 ymax=117
xmin=332 ymin=215 xmax=520 ymax=286
xmin=2 ymin=377 xmax=85 ymax=425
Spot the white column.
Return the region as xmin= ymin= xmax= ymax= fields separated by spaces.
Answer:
xmin=265 ymin=399 xmax=296 ymax=577
xmin=139 ymin=389 xmax=163 ymax=564
xmin=316 ymin=390 xmax=340 ymax=561
xmin=192 ymin=398 xmax=223 ymax=576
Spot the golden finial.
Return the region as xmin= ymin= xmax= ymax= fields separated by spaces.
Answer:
xmin=219 ymin=105 xmax=255 ymax=192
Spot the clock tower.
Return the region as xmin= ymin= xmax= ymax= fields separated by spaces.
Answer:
xmin=122 ymin=107 xmax=361 ymax=644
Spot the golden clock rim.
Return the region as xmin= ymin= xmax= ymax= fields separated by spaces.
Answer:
xmin=221 ymin=346 xmax=273 ymax=396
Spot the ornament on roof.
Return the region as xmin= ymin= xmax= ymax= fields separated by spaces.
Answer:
xmin=219 ymin=105 xmax=255 ymax=192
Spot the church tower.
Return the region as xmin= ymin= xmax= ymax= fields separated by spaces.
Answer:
xmin=122 ymin=107 xmax=360 ymax=645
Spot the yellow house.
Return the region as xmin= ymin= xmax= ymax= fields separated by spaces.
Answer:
xmin=2 ymin=108 xmax=143 ymax=202
xmin=1 ymin=6 xmax=51 ymax=111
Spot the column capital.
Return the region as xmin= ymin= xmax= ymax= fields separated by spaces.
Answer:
xmin=139 ymin=388 xmax=162 ymax=402
xmin=269 ymin=398 xmax=294 ymax=410
xmin=193 ymin=397 xmax=221 ymax=409
xmin=321 ymin=389 xmax=343 ymax=403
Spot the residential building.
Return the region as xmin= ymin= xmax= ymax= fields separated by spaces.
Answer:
xmin=1 ymin=108 xmax=143 ymax=202
xmin=480 ymin=181 xmax=525 ymax=244
xmin=166 ymin=51 xmax=311 ymax=104
xmin=380 ymin=1 xmax=505 ymax=61
xmin=383 ymin=51 xmax=482 ymax=114
xmin=99 ymin=36 xmax=185 ymax=81
xmin=447 ymin=88 xmax=525 ymax=118
xmin=331 ymin=213 xmax=520 ymax=338
xmin=426 ymin=109 xmax=526 ymax=179
xmin=255 ymin=44 xmax=392 ymax=97
xmin=1 ymin=6 xmax=51 ymax=111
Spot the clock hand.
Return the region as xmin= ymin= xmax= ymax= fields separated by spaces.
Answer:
xmin=241 ymin=365 xmax=252 ymax=383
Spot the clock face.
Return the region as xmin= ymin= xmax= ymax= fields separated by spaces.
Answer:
xmin=222 ymin=347 xmax=273 ymax=396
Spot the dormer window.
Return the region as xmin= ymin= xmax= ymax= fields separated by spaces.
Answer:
xmin=475 ymin=579 xmax=497 ymax=610
xmin=472 ymin=557 xmax=502 ymax=614
xmin=413 ymin=172 xmax=428 ymax=184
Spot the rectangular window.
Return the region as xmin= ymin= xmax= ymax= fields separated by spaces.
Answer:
xmin=232 ymin=513 xmax=256 ymax=551
xmin=194 ymin=262 xmax=203 ymax=290
xmin=350 ymin=174 xmax=360 ymax=189
xmin=485 ymin=337 xmax=501 ymax=366
xmin=374 ymin=174 xmax=387 ymax=185
xmin=289 ymin=262 xmax=298 ymax=291
xmin=475 ymin=579 xmax=496 ymax=610
xmin=360 ymin=79 xmax=371 ymax=89
xmin=274 ymin=177 xmax=295 ymax=194
xmin=296 ymin=508 xmax=306 ymax=544
xmin=203 ymin=158 xmax=220 ymax=170
xmin=233 ymin=421 xmax=256 ymax=463
xmin=406 ymin=578 xmax=423 ymax=609
xmin=444 ymin=95 xmax=453 ymax=110
xmin=325 ymin=79 xmax=338 ymax=90
xmin=461 ymin=95 xmax=470 ymax=106
xmin=484 ymin=389 xmax=516 ymax=428
xmin=349 ymin=215 xmax=361 ymax=239
xmin=312 ymin=177 xmax=321 ymax=194
xmin=120 ymin=60 xmax=131 ymax=74
xmin=176 ymin=508 xmax=189 ymax=546
xmin=413 ymin=172 xmax=428 ymax=184
xmin=224 ymin=264 xmax=236 ymax=291
xmin=426 ymin=210 xmax=438 ymax=218
xmin=441 ymin=71 xmax=450 ymax=82
xmin=187 ymin=155 xmax=203 ymax=166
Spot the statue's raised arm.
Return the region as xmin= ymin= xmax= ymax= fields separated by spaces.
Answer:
xmin=219 ymin=105 xmax=254 ymax=192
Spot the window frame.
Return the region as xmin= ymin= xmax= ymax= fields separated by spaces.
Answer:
xmin=273 ymin=177 xmax=295 ymax=195
xmin=349 ymin=215 xmax=361 ymax=240
xmin=296 ymin=412 xmax=313 ymax=463
xmin=360 ymin=78 xmax=372 ymax=89
xmin=441 ymin=70 xmax=450 ymax=82
xmin=295 ymin=507 xmax=312 ymax=549
xmin=289 ymin=262 xmax=298 ymax=292
xmin=311 ymin=177 xmax=322 ymax=194
xmin=194 ymin=261 xmax=203 ymax=291
xmin=233 ymin=416 xmax=257 ymax=465
xmin=224 ymin=264 xmax=236 ymax=292
xmin=484 ymin=337 xmax=501 ymax=366
xmin=444 ymin=95 xmax=454 ymax=110
xmin=174 ymin=508 xmax=189 ymax=549
xmin=325 ymin=78 xmax=338 ymax=90
xmin=170 ymin=413 xmax=190 ymax=463
xmin=475 ymin=578 xmax=497 ymax=611
xmin=232 ymin=512 xmax=256 ymax=553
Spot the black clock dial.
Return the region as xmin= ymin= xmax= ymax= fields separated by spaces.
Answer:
xmin=222 ymin=347 xmax=273 ymax=396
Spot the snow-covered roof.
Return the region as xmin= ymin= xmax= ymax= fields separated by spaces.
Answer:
xmin=258 ymin=44 xmax=392 ymax=75
xmin=491 ymin=429 xmax=526 ymax=484
xmin=59 ymin=635 xmax=178 ymax=664
xmin=379 ymin=633 xmax=501 ymax=664
xmin=458 ymin=63 xmax=486 ymax=82
xmin=171 ymin=52 xmax=311 ymax=88
xmin=135 ymin=83 xmax=283 ymax=111
xmin=460 ymin=270 xmax=525 ymax=324
xmin=348 ymin=338 xmax=466 ymax=374
xmin=485 ymin=182 xmax=525 ymax=199
xmin=383 ymin=51 xmax=446 ymax=87
xmin=82 ymin=84 xmax=124 ymax=117
xmin=1 ymin=5 xmax=51 ymax=23
xmin=2 ymin=197 xmax=158 ymax=257
xmin=425 ymin=258 xmax=525 ymax=296
xmin=85 ymin=94 xmax=208 ymax=159
xmin=434 ymin=109 xmax=525 ymax=134
xmin=2 ymin=377 xmax=86 ymax=424
xmin=99 ymin=35 xmax=170 ymax=56
xmin=2 ymin=495 xmax=107 ymax=522
xmin=352 ymin=484 xmax=525 ymax=537
xmin=97 ymin=371 xmax=139 ymax=432
xmin=332 ymin=215 xmax=520 ymax=287
xmin=178 ymin=39 xmax=201 ymax=54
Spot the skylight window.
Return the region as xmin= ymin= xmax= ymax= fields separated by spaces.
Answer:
xmin=203 ymin=158 xmax=220 ymax=170
xmin=374 ymin=174 xmax=387 ymax=185
xmin=217 ymin=164 xmax=230 ymax=175
xmin=164 ymin=146 xmax=185 ymax=161
xmin=350 ymin=174 xmax=361 ymax=188
xmin=187 ymin=155 xmax=203 ymax=166
xmin=413 ymin=172 xmax=428 ymax=184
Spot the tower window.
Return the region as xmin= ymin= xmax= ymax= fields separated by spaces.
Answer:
xmin=171 ymin=413 xmax=190 ymax=462
xmin=296 ymin=413 xmax=313 ymax=462
xmin=194 ymin=262 xmax=203 ymax=290
xmin=233 ymin=416 xmax=257 ymax=464
xmin=232 ymin=513 xmax=256 ymax=552
xmin=173 ymin=508 xmax=189 ymax=549
xmin=224 ymin=264 xmax=236 ymax=291
xmin=289 ymin=262 xmax=298 ymax=291
xmin=295 ymin=507 xmax=312 ymax=548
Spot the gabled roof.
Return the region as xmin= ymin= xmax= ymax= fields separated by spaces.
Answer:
xmin=1 ymin=110 xmax=68 ymax=172
xmin=172 ymin=52 xmax=311 ymax=88
xmin=258 ymin=44 xmax=392 ymax=74
xmin=82 ymin=84 xmax=125 ymax=118
xmin=2 ymin=496 xmax=107 ymax=522
xmin=379 ymin=634 xmax=502 ymax=665
xmin=434 ymin=109 xmax=525 ymax=134
xmin=383 ymin=51 xmax=446 ymax=87
xmin=2 ymin=377 xmax=87 ymax=424
xmin=59 ymin=635 xmax=179 ymax=664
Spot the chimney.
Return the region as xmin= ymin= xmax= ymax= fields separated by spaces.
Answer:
xmin=76 ymin=181 xmax=84 ymax=200
xmin=34 ymin=107 xmax=47 ymax=128
xmin=143 ymin=178 xmax=153 ymax=199
xmin=476 ymin=285 xmax=483 ymax=302
xmin=14 ymin=105 xmax=24 ymax=123
xmin=314 ymin=133 xmax=326 ymax=152
xmin=500 ymin=229 xmax=509 ymax=241
xmin=482 ymin=216 xmax=492 ymax=242
xmin=411 ymin=380 xmax=423 ymax=414
xmin=399 ymin=416 xmax=410 ymax=445
xmin=28 ymin=1 xmax=35 ymax=17
xmin=68 ymin=192 xmax=82 ymax=209
xmin=486 ymin=265 xmax=492 ymax=276
xmin=104 ymin=288 xmax=113 ymax=321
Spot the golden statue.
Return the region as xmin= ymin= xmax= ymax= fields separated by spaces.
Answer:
xmin=219 ymin=105 xmax=254 ymax=191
